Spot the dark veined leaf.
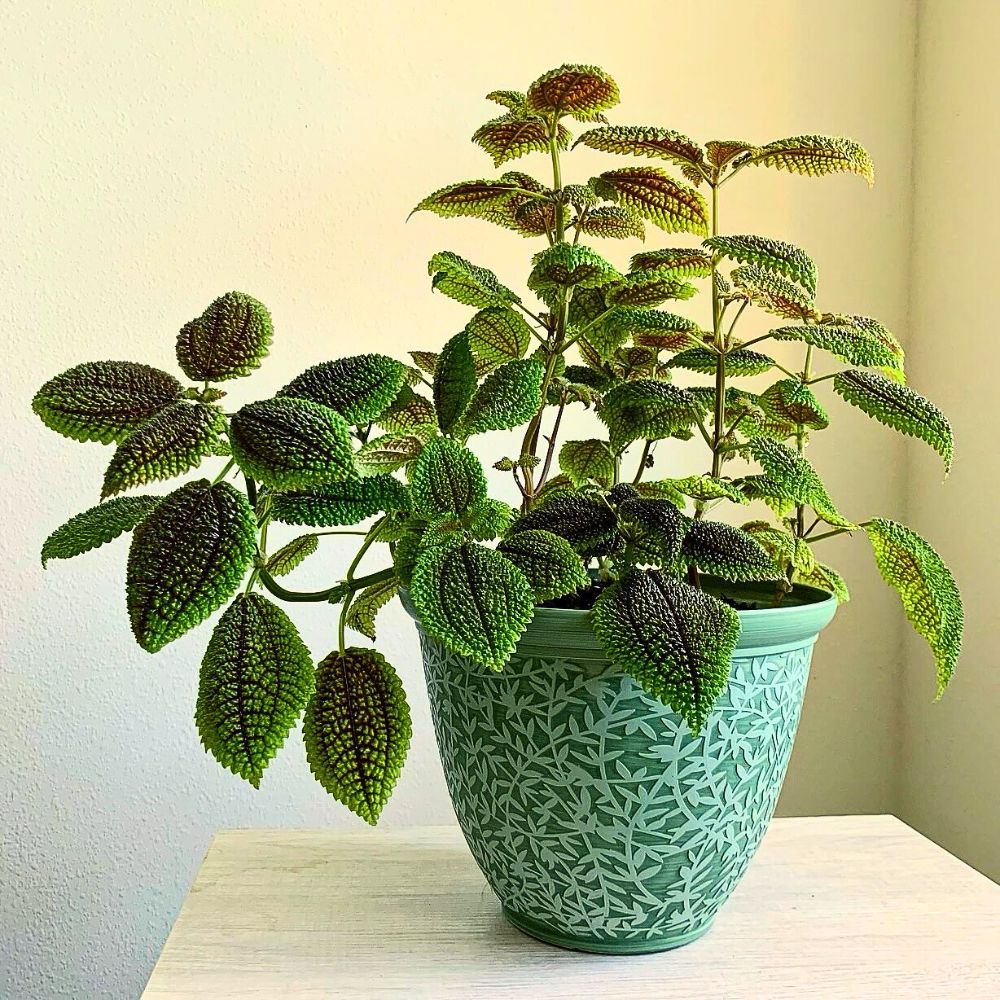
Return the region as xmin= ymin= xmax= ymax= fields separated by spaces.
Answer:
xmin=33 ymin=361 xmax=183 ymax=445
xmin=738 ymin=134 xmax=875 ymax=185
xmin=759 ymin=378 xmax=830 ymax=430
xmin=705 ymin=235 xmax=817 ymax=296
xmin=833 ymin=370 xmax=953 ymax=473
xmin=668 ymin=347 xmax=775 ymax=377
xmin=669 ymin=476 xmax=749 ymax=504
xmin=770 ymin=324 xmax=900 ymax=370
xmin=472 ymin=113 xmax=570 ymax=167
xmin=612 ymin=308 xmax=704 ymax=352
xmin=839 ymin=315 xmax=905 ymax=366
xmin=593 ymin=167 xmax=709 ymax=235
xmin=345 ymin=577 xmax=399 ymax=641
xmin=630 ymin=248 xmax=713 ymax=278
xmin=176 ymin=291 xmax=273 ymax=382
xmin=574 ymin=126 xmax=705 ymax=175
xmin=411 ymin=179 xmax=526 ymax=220
xmin=526 ymin=64 xmax=620 ymax=121
xmin=865 ymin=519 xmax=962 ymax=694
xmin=409 ymin=350 xmax=438 ymax=375
xmin=354 ymin=425 xmax=436 ymax=477
xmin=732 ymin=266 xmax=820 ymax=321
xmin=558 ymin=438 xmax=615 ymax=487
xmin=705 ymin=139 xmax=757 ymax=171
xmin=270 ymin=475 xmax=408 ymax=527
xmin=195 ymin=594 xmax=313 ymax=787
xmin=376 ymin=385 xmax=436 ymax=434
xmin=509 ymin=490 xmax=619 ymax=557
xmin=600 ymin=379 xmax=700 ymax=451
xmin=528 ymin=243 xmax=619 ymax=298
xmin=616 ymin=497 xmax=686 ymax=564
xmin=277 ymin=354 xmax=406 ymax=426
xmin=428 ymin=251 xmax=519 ymax=308
xmin=497 ymin=529 xmax=588 ymax=603
xmin=304 ymin=647 xmax=412 ymax=825
xmin=605 ymin=273 xmax=696 ymax=308
xmin=460 ymin=359 xmax=544 ymax=434
xmin=230 ymin=398 xmax=355 ymax=490
xmin=126 ymin=480 xmax=256 ymax=652
xmin=576 ymin=206 xmax=646 ymax=240
xmin=411 ymin=540 xmax=535 ymax=669
xmin=465 ymin=307 xmax=533 ymax=372
xmin=41 ymin=495 xmax=161 ymax=567
xmin=101 ymin=401 xmax=224 ymax=499
xmin=681 ymin=520 xmax=779 ymax=581
xmin=264 ymin=533 xmax=319 ymax=576
xmin=410 ymin=438 xmax=486 ymax=517
xmin=797 ymin=561 xmax=850 ymax=603
xmin=592 ymin=569 xmax=740 ymax=733
xmin=433 ymin=330 xmax=477 ymax=433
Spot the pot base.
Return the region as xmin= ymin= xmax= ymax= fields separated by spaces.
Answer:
xmin=502 ymin=906 xmax=714 ymax=955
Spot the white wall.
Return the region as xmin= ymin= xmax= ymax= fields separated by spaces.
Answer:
xmin=1 ymin=2 xmax=923 ymax=997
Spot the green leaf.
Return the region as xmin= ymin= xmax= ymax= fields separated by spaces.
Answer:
xmin=740 ymin=520 xmax=796 ymax=570
xmin=101 ymin=401 xmax=224 ymax=499
xmin=195 ymin=594 xmax=313 ymax=787
xmin=497 ymin=529 xmax=588 ymax=602
xmin=410 ymin=540 xmax=534 ymax=669
xmin=528 ymin=243 xmax=620 ymax=300
xmin=486 ymin=90 xmax=527 ymax=111
xmin=770 ymin=324 xmax=900 ymax=370
xmin=592 ymin=569 xmax=740 ymax=733
xmin=354 ymin=425 xmax=436 ymax=476
xmin=467 ymin=498 xmax=516 ymax=540
xmin=705 ymin=235 xmax=817 ymax=296
xmin=797 ymin=561 xmax=850 ymax=603
xmin=833 ymin=370 xmax=953 ymax=473
xmin=574 ymin=126 xmax=705 ymax=175
xmin=593 ymin=167 xmax=709 ymax=235
xmin=428 ymin=251 xmax=519 ymax=308
xmin=412 ymin=179 xmax=528 ymax=219
xmin=270 ymin=475 xmax=409 ymax=527
xmin=465 ymin=307 xmax=533 ymax=372
xmin=600 ymin=379 xmax=700 ymax=451
xmin=526 ymin=64 xmax=620 ymax=121
xmin=668 ymin=347 xmax=775 ymax=377
xmin=740 ymin=134 xmax=875 ymax=185
xmin=472 ymin=114 xmax=570 ymax=167
xmin=176 ymin=291 xmax=273 ymax=382
xmin=278 ymin=354 xmax=406 ymax=425
xmin=230 ymin=398 xmax=355 ymax=490
xmin=732 ymin=266 xmax=819 ymax=321
xmin=577 ymin=207 xmax=646 ymax=241
xmin=508 ymin=491 xmax=619 ymax=557
xmin=345 ymin=577 xmax=399 ymax=640
xmin=681 ymin=520 xmax=779 ymax=581
xmin=264 ymin=534 xmax=319 ymax=576
xmin=33 ymin=361 xmax=183 ymax=445
xmin=612 ymin=308 xmax=704 ymax=352
xmin=303 ymin=647 xmax=412 ymax=825
xmin=126 ymin=480 xmax=256 ymax=652
xmin=559 ymin=438 xmax=615 ymax=487
xmin=459 ymin=359 xmax=544 ymax=434
xmin=615 ymin=496 xmax=686 ymax=564
xmin=864 ymin=519 xmax=963 ymax=694
xmin=668 ymin=476 xmax=749 ymax=504
xmin=376 ymin=385 xmax=436 ymax=434
xmin=409 ymin=351 xmax=438 ymax=375
xmin=432 ymin=331 xmax=477 ymax=434
xmin=630 ymin=247 xmax=713 ymax=278
xmin=759 ymin=378 xmax=830 ymax=430
xmin=605 ymin=273 xmax=696 ymax=308
xmin=41 ymin=496 xmax=161 ymax=567
xmin=410 ymin=438 xmax=486 ymax=517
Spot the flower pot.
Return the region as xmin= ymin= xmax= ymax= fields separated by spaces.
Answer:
xmin=405 ymin=581 xmax=837 ymax=955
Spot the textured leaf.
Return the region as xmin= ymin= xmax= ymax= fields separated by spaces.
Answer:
xmin=616 ymin=497 xmax=686 ymax=564
xmin=278 ymin=354 xmax=406 ymax=425
xmin=409 ymin=351 xmax=438 ymax=375
xmin=467 ymin=498 xmax=516 ymax=541
xmin=265 ymin=534 xmax=319 ymax=576
xmin=411 ymin=540 xmax=534 ymax=669
xmin=376 ymin=386 xmax=436 ymax=434
xmin=797 ymin=561 xmax=850 ymax=603
xmin=605 ymin=273 xmax=696 ymax=308
xmin=432 ymin=331 xmax=477 ymax=433
xmin=740 ymin=134 xmax=875 ymax=185
xmin=732 ymin=266 xmax=819 ymax=321
xmin=759 ymin=379 xmax=830 ymax=430
xmin=528 ymin=243 xmax=619 ymax=297
xmin=575 ymin=126 xmax=704 ymax=174
xmin=770 ymin=324 xmax=900 ymax=370
xmin=41 ymin=495 xmax=161 ymax=567
xmin=612 ymin=308 xmax=703 ymax=352
xmin=600 ymin=379 xmax=700 ymax=450
xmin=559 ymin=438 xmax=615 ymax=487
xmin=460 ymin=359 xmax=544 ymax=434
xmin=486 ymin=90 xmax=527 ymax=111
xmin=740 ymin=521 xmax=796 ymax=569
xmin=33 ymin=361 xmax=183 ymax=445
xmin=176 ymin=291 xmax=273 ymax=382
xmin=345 ymin=577 xmax=399 ymax=641
xmin=497 ymin=529 xmax=588 ymax=602
xmin=834 ymin=370 xmax=953 ymax=472
xmin=668 ymin=476 xmax=749 ymax=504
xmin=705 ymin=235 xmax=817 ymax=295
xmin=668 ymin=347 xmax=775 ymax=377
xmin=681 ymin=520 xmax=779 ymax=581
xmin=465 ymin=307 xmax=533 ymax=372
xmin=865 ymin=520 xmax=962 ymax=694
xmin=509 ymin=491 xmax=618 ymax=556
xmin=270 ymin=475 xmax=408 ymax=527
xmin=472 ymin=114 xmax=569 ymax=167
xmin=526 ymin=64 xmax=620 ymax=121
xmin=592 ymin=569 xmax=740 ymax=732
xmin=230 ymin=398 xmax=355 ymax=490
xmin=195 ymin=594 xmax=313 ymax=787
xmin=630 ymin=248 xmax=713 ymax=278
xmin=705 ymin=139 xmax=757 ymax=171
xmin=412 ymin=179 xmax=526 ymax=219
xmin=576 ymin=206 xmax=646 ymax=240
xmin=304 ymin=648 xmax=412 ymax=824
xmin=126 ymin=480 xmax=256 ymax=652
xmin=354 ymin=425 xmax=436 ymax=476
xmin=101 ymin=401 xmax=223 ymax=498
xmin=840 ymin=315 xmax=905 ymax=365
xmin=410 ymin=438 xmax=486 ymax=517
xmin=593 ymin=167 xmax=709 ymax=235
xmin=428 ymin=251 xmax=519 ymax=308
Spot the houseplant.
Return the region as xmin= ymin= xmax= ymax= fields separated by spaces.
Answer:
xmin=34 ymin=64 xmax=962 ymax=953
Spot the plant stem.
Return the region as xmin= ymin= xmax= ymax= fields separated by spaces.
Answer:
xmin=257 ymin=565 xmax=396 ymax=605
xmin=537 ymin=392 xmax=567 ymax=490
xmin=707 ymin=182 xmax=726 ymax=491
xmin=212 ymin=457 xmax=236 ymax=485
xmin=632 ymin=440 xmax=653 ymax=484
xmin=337 ymin=518 xmax=386 ymax=653
xmin=794 ymin=345 xmax=814 ymax=539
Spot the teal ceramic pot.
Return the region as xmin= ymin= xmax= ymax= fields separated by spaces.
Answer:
xmin=405 ymin=581 xmax=837 ymax=955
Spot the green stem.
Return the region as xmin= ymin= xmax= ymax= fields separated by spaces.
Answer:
xmin=257 ymin=565 xmax=396 ymax=605
xmin=212 ymin=457 xmax=236 ymax=485
xmin=708 ymin=183 xmax=726 ymax=484
xmin=337 ymin=518 xmax=386 ymax=652
xmin=794 ymin=345 xmax=814 ymax=539
xmin=632 ymin=440 xmax=653 ymax=485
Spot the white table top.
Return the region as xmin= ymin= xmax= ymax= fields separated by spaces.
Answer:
xmin=142 ymin=815 xmax=1000 ymax=999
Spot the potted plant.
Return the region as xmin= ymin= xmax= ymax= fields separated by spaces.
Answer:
xmin=34 ymin=64 xmax=963 ymax=954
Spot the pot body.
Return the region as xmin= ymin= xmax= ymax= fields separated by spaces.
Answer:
xmin=411 ymin=583 xmax=837 ymax=954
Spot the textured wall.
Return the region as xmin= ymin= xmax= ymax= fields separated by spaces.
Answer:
xmin=1 ymin=2 xmax=919 ymax=997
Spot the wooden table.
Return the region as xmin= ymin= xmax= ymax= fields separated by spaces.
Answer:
xmin=142 ymin=815 xmax=1000 ymax=998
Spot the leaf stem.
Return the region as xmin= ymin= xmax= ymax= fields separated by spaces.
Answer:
xmin=212 ymin=457 xmax=236 ymax=485
xmin=632 ymin=440 xmax=653 ymax=485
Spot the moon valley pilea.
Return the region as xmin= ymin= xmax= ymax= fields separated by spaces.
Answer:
xmin=35 ymin=65 xmax=963 ymax=824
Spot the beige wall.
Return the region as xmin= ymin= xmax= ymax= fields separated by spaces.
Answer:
xmin=898 ymin=0 xmax=1000 ymax=881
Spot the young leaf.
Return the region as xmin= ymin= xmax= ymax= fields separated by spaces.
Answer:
xmin=303 ymin=648 xmax=412 ymax=825
xmin=864 ymin=520 xmax=963 ymax=694
xmin=600 ymin=379 xmax=700 ymax=451
xmin=759 ymin=379 xmax=830 ymax=430
xmin=797 ymin=561 xmax=850 ymax=603
xmin=465 ymin=307 xmax=533 ymax=372
xmin=508 ymin=491 xmax=619 ymax=556
xmin=592 ymin=569 xmax=740 ymax=733
xmin=771 ymin=324 xmax=901 ymax=370
xmin=41 ymin=495 xmax=161 ymax=567
xmin=526 ymin=64 xmax=620 ymax=121
xmin=559 ymin=438 xmax=615 ymax=487
xmin=230 ymin=398 xmax=355 ymax=490
xmin=265 ymin=534 xmax=320 ymax=576
xmin=497 ymin=529 xmax=588 ymax=602
xmin=732 ymin=266 xmax=820 ymax=321
xmin=705 ymin=139 xmax=757 ymax=171
xmin=630 ymin=248 xmax=714 ymax=278
xmin=668 ymin=476 xmax=749 ymax=504
xmin=126 ymin=480 xmax=256 ymax=652
xmin=485 ymin=90 xmax=527 ymax=111
xmin=278 ymin=354 xmax=406 ymax=425
xmin=472 ymin=114 xmax=569 ymax=167
xmin=739 ymin=134 xmax=875 ymax=186
xmin=345 ymin=577 xmax=399 ymax=640
xmin=269 ymin=475 xmax=409 ymax=527
xmin=574 ymin=126 xmax=705 ymax=176
xmin=528 ymin=243 xmax=620 ymax=298
xmin=616 ymin=497 xmax=686 ymax=564
xmin=704 ymin=235 xmax=817 ymax=296
xmin=410 ymin=438 xmax=487 ymax=517
xmin=459 ymin=359 xmax=544 ymax=434
xmin=176 ymin=291 xmax=273 ymax=382
xmin=833 ymin=370 xmax=953 ymax=473
xmin=195 ymin=594 xmax=313 ymax=788
xmin=593 ymin=167 xmax=709 ymax=235
xmin=101 ymin=401 xmax=224 ymax=498
xmin=669 ymin=347 xmax=775 ymax=377
xmin=467 ymin=498 xmax=516 ymax=540
xmin=33 ymin=361 xmax=183 ymax=445
xmin=428 ymin=251 xmax=519 ymax=308
xmin=433 ymin=331 xmax=477 ymax=434
xmin=741 ymin=520 xmax=796 ymax=568
xmin=577 ymin=207 xmax=645 ymax=241
xmin=354 ymin=426 xmax=436 ymax=476
xmin=410 ymin=540 xmax=535 ymax=669
xmin=409 ymin=351 xmax=438 ymax=375
xmin=681 ymin=520 xmax=779 ymax=581
xmin=376 ymin=385 xmax=437 ymax=434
